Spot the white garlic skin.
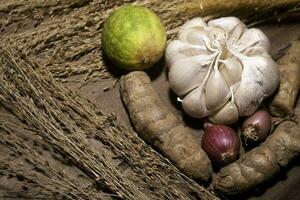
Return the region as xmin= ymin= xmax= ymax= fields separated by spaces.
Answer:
xmin=166 ymin=17 xmax=279 ymax=125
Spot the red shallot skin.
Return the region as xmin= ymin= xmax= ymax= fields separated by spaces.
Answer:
xmin=201 ymin=124 xmax=240 ymax=166
xmin=242 ymin=110 xmax=272 ymax=147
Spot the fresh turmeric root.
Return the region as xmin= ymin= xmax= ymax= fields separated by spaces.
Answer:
xmin=269 ymin=40 xmax=300 ymax=117
xmin=120 ymin=71 xmax=212 ymax=181
xmin=213 ymin=101 xmax=300 ymax=195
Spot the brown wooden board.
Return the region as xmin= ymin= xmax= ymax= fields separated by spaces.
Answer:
xmin=70 ymin=23 xmax=300 ymax=200
xmin=0 ymin=0 xmax=300 ymax=199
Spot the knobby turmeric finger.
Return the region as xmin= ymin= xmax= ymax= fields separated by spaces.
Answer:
xmin=213 ymin=101 xmax=300 ymax=195
xmin=269 ymin=40 xmax=300 ymax=117
xmin=120 ymin=71 xmax=212 ymax=181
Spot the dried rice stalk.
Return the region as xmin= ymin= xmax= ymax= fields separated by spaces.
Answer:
xmin=1 ymin=0 xmax=299 ymax=83
xmin=174 ymin=0 xmax=300 ymax=26
xmin=0 ymin=44 xmax=219 ymax=200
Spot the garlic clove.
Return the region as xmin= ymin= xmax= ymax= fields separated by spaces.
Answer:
xmin=228 ymin=23 xmax=246 ymax=42
xmin=208 ymin=17 xmax=241 ymax=33
xmin=246 ymin=55 xmax=280 ymax=96
xmin=243 ymin=46 xmax=268 ymax=57
xmin=166 ymin=40 xmax=191 ymax=68
xmin=169 ymin=57 xmax=211 ymax=96
xmin=182 ymin=86 xmax=209 ymax=118
xmin=219 ymin=58 xmax=243 ymax=87
xmin=165 ymin=40 xmax=211 ymax=68
xmin=234 ymin=60 xmax=264 ymax=116
xmin=181 ymin=17 xmax=207 ymax=31
xmin=205 ymin=69 xmax=230 ymax=111
xmin=186 ymin=30 xmax=210 ymax=48
xmin=179 ymin=18 xmax=207 ymax=44
xmin=209 ymin=100 xmax=239 ymax=125
xmin=238 ymin=28 xmax=271 ymax=53
xmin=263 ymin=59 xmax=280 ymax=96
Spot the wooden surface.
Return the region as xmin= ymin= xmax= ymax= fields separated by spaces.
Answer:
xmin=67 ymin=22 xmax=300 ymax=200
xmin=0 ymin=1 xmax=299 ymax=199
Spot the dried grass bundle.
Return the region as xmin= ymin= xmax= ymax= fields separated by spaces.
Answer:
xmin=0 ymin=44 xmax=219 ymax=200
xmin=1 ymin=0 xmax=299 ymax=83
xmin=174 ymin=0 xmax=300 ymax=25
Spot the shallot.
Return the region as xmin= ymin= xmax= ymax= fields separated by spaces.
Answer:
xmin=241 ymin=110 xmax=272 ymax=147
xmin=201 ymin=124 xmax=240 ymax=166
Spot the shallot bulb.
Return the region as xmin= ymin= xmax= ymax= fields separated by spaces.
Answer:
xmin=242 ymin=110 xmax=272 ymax=147
xmin=201 ymin=124 xmax=240 ymax=166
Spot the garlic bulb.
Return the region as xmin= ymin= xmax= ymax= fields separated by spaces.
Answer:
xmin=166 ymin=17 xmax=279 ymax=124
